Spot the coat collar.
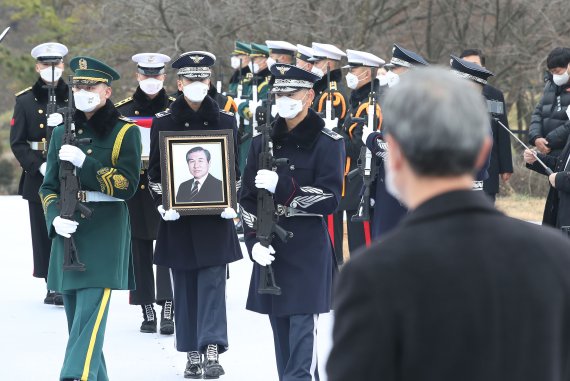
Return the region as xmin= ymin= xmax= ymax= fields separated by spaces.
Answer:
xmin=132 ymin=86 xmax=170 ymax=114
xmin=32 ymin=77 xmax=68 ymax=102
xmin=271 ymin=108 xmax=324 ymax=149
xmin=402 ymin=190 xmax=501 ymax=227
xmin=229 ymin=65 xmax=251 ymax=84
xmin=313 ymin=68 xmax=343 ymax=94
xmin=74 ymin=99 xmax=120 ymax=137
xmin=170 ymin=94 xmax=220 ymax=125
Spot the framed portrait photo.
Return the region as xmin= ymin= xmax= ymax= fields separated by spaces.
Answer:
xmin=159 ymin=129 xmax=237 ymax=216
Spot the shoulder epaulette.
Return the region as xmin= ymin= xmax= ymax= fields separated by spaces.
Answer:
xmin=321 ymin=128 xmax=343 ymax=140
xmin=15 ymin=87 xmax=32 ymax=97
xmin=118 ymin=115 xmax=136 ymax=123
xmin=168 ymin=96 xmax=177 ymax=102
xmin=155 ymin=109 xmax=171 ymax=118
xmin=114 ymin=96 xmax=133 ymax=108
xmin=220 ymin=109 xmax=235 ymax=117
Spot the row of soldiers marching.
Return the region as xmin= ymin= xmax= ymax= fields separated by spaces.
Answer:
xmin=9 ymin=37 xmax=503 ymax=380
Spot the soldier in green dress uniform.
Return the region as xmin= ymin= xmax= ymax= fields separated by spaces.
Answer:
xmin=39 ymin=56 xmax=141 ymax=381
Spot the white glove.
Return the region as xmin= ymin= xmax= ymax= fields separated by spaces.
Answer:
xmin=252 ymin=242 xmax=276 ymax=266
xmin=323 ymin=117 xmax=338 ymax=130
xmin=53 ymin=216 xmax=78 ymax=238
xmin=255 ymin=169 xmax=279 ymax=193
xmin=47 ymin=113 xmax=63 ymax=127
xmin=39 ymin=162 xmax=47 ymax=176
xmin=220 ymin=207 xmax=238 ymax=219
xmin=157 ymin=205 xmax=180 ymax=221
xmin=59 ymin=145 xmax=86 ymax=168
xmin=361 ymin=124 xmax=373 ymax=144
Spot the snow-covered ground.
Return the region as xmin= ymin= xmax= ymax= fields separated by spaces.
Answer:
xmin=1 ymin=196 xmax=334 ymax=380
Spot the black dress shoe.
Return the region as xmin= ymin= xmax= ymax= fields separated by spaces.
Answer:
xmin=44 ymin=291 xmax=55 ymax=305
xmin=53 ymin=292 xmax=64 ymax=306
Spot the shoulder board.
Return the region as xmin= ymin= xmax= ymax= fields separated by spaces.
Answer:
xmin=321 ymin=128 xmax=343 ymax=140
xmin=330 ymin=81 xmax=338 ymax=91
xmin=155 ymin=109 xmax=171 ymax=118
xmin=220 ymin=109 xmax=235 ymax=117
xmin=15 ymin=87 xmax=32 ymax=97
xmin=118 ymin=115 xmax=136 ymax=123
xmin=168 ymin=96 xmax=177 ymax=102
xmin=114 ymin=96 xmax=133 ymax=108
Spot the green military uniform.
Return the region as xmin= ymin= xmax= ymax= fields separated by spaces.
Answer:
xmin=237 ymin=43 xmax=271 ymax=172
xmin=227 ymin=41 xmax=252 ymax=98
xmin=39 ymin=56 xmax=141 ymax=381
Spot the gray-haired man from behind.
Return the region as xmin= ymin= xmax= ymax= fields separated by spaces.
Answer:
xmin=327 ymin=67 xmax=570 ymax=381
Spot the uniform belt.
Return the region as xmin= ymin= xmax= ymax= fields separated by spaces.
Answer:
xmin=472 ymin=181 xmax=484 ymax=191
xmin=28 ymin=141 xmax=46 ymax=151
xmin=276 ymin=204 xmax=323 ymax=218
xmin=77 ymin=191 xmax=122 ymax=202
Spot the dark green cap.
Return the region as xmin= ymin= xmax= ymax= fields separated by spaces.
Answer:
xmin=250 ymin=43 xmax=269 ymax=57
xmin=232 ymin=41 xmax=252 ymax=56
xmin=69 ymin=56 xmax=120 ymax=85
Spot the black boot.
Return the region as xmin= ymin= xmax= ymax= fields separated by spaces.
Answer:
xmin=160 ymin=300 xmax=174 ymax=335
xmin=140 ymin=304 xmax=157 ymax=333
xmin=53 ymin=292 xmax=64 ymax=306
xmin=184 ymin=351 xmax=203 ymax=379
xmin=203 ymin=344 xmax=225 ymax=379
xmin=44 ymin=291 xmax=55 ymax=305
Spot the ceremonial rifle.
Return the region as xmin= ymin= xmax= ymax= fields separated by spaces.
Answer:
xmin=44 ymin=61 xmax=58 ymax=155
xmin=58 ymin=75 xmax=93 ymax=271
xmin=0 ymin=27 xmax=9 ymax=44
xmin=255 ymin=91 xmax=292 ymax=295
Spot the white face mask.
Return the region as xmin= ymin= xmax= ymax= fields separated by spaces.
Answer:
xmin=266 ymin=57 xmax=277 ymax=69
xmin=386 ymin=71 xmax=400 ymax=88
xmin=276 ymin=93 xmax=307 ymax=119
xmin=345 ymin=72 xmax=360 ymax=89
xmin=139 ymin=78 xmax=163 ymax=95
xmin=183 ymin=81 xmax=209 ymax=103
xmin=73 ymin=89 xmax=101 ymax=112
xmin=40 ymin=67 xmax=63 ymax=83
xmin=248 ymin=62 xmax=260 ymax=74
xmin=230 ymin=56 xmax=241 ymax=70
xmin=553 ymin=71 xmax=569 ymax=86
xmin=385 ymin=153 xmax=403 ymax=202
xmin=311 ymin=66 xmax=324 ymax=78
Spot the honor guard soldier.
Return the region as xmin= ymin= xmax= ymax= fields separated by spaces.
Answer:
xmin=449 ymin=55 xmax=493 ymax=190
xmin=309 ymin=43 xmax=350 ymax=262
xmin=295 ymin=44 xmax=316 ymax=72
xmin=39 ymin=56 xmax=141 ymax=381
xmin=227 ymin=41 xmax=252 ymax=98
xmin=240 ymin=63 xmax=345 ymax=381
xmin=148 ymin=51 xmax=242 ymax=379
xmin=461 ymin=49 xmax=514 ymax=203
xmin=10 ymin=42 xmax=69 ymax=305
xmin=237 ymin=43 xmax=271 ymax=128
xmin=114 ymin=52 xmax=175 ymax=335
xmin=335 ymin=49 xmax=384 ymax=255
xmin=363 ymin=44 xmax=429 ymax=239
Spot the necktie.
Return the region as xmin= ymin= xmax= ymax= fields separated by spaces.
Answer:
xmin=189 ymin=180 xmax=200 ymax=201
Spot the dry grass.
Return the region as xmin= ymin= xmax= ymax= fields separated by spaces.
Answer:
xmin=496 ymin=194 xmax=545 ymax=223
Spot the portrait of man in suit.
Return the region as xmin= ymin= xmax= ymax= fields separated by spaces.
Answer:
xmin=176 ymin=146 xmax=224 ymax=203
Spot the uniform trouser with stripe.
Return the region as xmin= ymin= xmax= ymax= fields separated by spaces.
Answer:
xmin=171 ymin=265 xmax=228 ymax=353
xmin=269 ymin=314 xmax=320 ymax=381
xmin=60 ymin=288 xmax=111 ymax=381
xmin=327 ymin=210 xmax=367 ymax=261
xmin=129 ymin=238 xmax=173 ymax=305
xmin=28 ymin=201 xmax=52 ymax=278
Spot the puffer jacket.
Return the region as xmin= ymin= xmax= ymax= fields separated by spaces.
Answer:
xmin=528 ymin=80 xmax=570 ymax=157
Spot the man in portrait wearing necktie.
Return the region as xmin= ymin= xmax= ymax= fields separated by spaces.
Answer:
xmin=176 ymin=146 xmax=224 ymax=203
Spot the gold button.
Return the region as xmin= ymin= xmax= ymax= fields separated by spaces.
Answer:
xmin=39 ymin=123 xmax=44 ymax=128
xmin=135 ymin=110 xmax=140 ymax=115
xmin=87 ymin=149 xmax=93 ymax=155
xmin=38 ymin=109 xmax=44 ymax=114
xmin=80 ymin=213 xmax=86 ymax=219
xmin=42 ymin=138 xmax=46 ymax=142
xmin=77 ymin=129 xmax=83 ymax=135
xmin=140 ymin=184 xmax=145 ymax=190
xmin=140 ymin=170 xmax=145 ymax=175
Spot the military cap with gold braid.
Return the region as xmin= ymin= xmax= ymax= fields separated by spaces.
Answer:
xmin=69 ymin=56 xmax=121 ymax=85
xmin=250 ymin=43 xmax=269 ymax=58
xmin=232 ymin=41 xmax=252 ymax=56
